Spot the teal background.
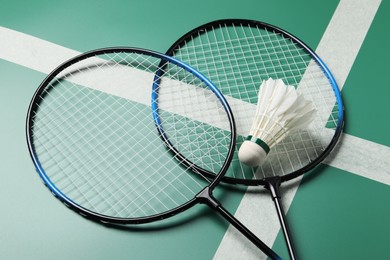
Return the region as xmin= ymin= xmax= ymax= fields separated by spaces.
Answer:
xmin=1 ymin=0 xmax=389 ymax=259
xmin=341 ymin=0 xmax=389 ymax=146
xmin=273 ymin=1 xmax=390 ymax=259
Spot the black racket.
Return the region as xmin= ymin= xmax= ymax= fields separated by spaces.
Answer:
xmin=163 ymin=19 xmax=344 ymax=259
xmin=26 ymin=47 xmax=281 ymax=260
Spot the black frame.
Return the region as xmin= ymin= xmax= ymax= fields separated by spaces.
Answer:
xmin=26 ymin=47 xmax=235 ymax=224
xmin=162 ymin=19 xmax=345 ymax=260
xmin=164 ymin=19 xmax=344 ymax=186
xmin=26 ymin=47 xmax=281 ymax=260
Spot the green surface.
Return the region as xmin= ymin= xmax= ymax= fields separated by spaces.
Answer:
xmin=1 ymin=0 xmax=389 ymax=260
xmin=272 ymin=1 xmax=390 ymax=259
xmin=0 ymin=60 xmax=242 ymax=260
xmin=341 ymin=0 xmax=390 ymax=146
xmin=273 ymin=166 xmax=390 ymax=259
xmin=0 ymin=0 xmax=337 ymax=52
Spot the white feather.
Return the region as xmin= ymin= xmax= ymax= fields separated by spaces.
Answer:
xmin=238 ymin=78 xmax=316 ymax=167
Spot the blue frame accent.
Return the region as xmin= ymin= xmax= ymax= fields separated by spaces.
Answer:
xmin=164 ymin=19 xmax=345 ymax=185
xmin=25 ymin=47 xmax=236 ymax=223
xmin=313 ymin=55 xmax=344 ymax=129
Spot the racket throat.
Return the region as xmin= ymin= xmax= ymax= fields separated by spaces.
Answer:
xmin=196 ymin=187 xmax=220 ymax=209
xmin=264 ymin=176 xmax=282 ymax=199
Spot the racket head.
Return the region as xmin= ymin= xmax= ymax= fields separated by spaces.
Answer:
xmin=164 ymin=19 xmax=344 ymax=185
xmin=26 ymin=47 xmax=236 ymax=224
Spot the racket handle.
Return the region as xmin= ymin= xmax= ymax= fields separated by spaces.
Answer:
xmin=197 ymin=188 xmax=282 ymax=260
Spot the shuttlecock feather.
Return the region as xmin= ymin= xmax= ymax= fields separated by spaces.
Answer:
xmin=238 ymin=78 xmax=316 ymax=167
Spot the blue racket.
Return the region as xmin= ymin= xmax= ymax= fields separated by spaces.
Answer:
xmin=26 ymin=47 xmax=282 ymax=260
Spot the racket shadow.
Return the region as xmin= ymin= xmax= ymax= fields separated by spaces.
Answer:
xmin=100 ymin=184 xmax=249 ymax=232
xmin=99 ymin=206 xmax=225 ymax=232
xmin=27 ymin=47 xmax=282 ymax=260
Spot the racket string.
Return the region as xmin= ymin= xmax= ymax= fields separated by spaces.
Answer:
xmin=37 ymin=103 xmax=203 ymax=218
xmin=31 ymin=51 xmax=233 ymax=218
xmin=172 ymin=23 xmax=340 ymax=180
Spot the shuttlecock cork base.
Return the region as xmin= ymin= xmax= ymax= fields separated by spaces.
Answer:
xmin=238 ymin=78 xmax=316 ymax=167
xmin=238 ymin=136 xmax=270 ymax=167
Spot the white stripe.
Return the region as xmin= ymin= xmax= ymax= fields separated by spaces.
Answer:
xmin=214 ymin=0 xmax=383 ymax=259
xmin=0 ymin=27 xmax=80 ymax=73
xmin=316 ymin=0 xmax=383 ymax=90
xmin=0 ymin=27 xmax=247 ymax=132
xmin=325 ymin=134 xmax=390 ymax=185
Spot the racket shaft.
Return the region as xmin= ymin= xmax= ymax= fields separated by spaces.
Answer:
xmin=267 ymin=178 xmax=297 ymax=260
xmin=214 ymin=204 xmax=282 ymax=260
xmin=272 ymin=197 xmax=297 ymax=260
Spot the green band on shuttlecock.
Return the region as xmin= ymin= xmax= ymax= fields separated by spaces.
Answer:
xmin=245 ymin=135 xmax=270 ymax=154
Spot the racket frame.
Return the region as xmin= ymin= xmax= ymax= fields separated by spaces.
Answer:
xmin=26 ymin=47 xmax=281 ymax=260
xmin=26 ymin=47 xmax=233 ymax=224
xmin=163 ymin=19 xmax=345 ymax=260
xmin=165 ymin=19 xmax=344 ymax=185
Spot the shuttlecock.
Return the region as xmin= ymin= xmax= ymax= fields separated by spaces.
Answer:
xmin=238 ymin=78 xmax=316 ymax=167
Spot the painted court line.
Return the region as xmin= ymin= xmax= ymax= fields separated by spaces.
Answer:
xmin=0 ymin=1 xmax=385 ymax=257
xmin=325 ymin=134 xmax=390 ymax=185
xmin=315 ymin=0 xmax=383 ymax=90
xmin=0 ymin=27 xmax=80 ymax=73
xmin=213 ymin=0 xmax=383 ymax=259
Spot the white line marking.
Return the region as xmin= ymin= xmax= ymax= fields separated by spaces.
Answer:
xmin=316 ymin=0 xmax=383 ymax=90
xmin=0 ymin=27 xmax=249 ymax=132
xmin=213 ymin=0 xmax=383 ymax=259
xmin=325 ymin=134 xmax=390 ymax=185
xmin=0 ymin=27 xmax=80 ymax=73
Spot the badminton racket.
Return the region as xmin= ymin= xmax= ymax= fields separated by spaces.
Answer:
xmin=26 ymin=47 xmax=281 ymax=260
xmin=162 ymin=19 xmax=344 ymax=259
